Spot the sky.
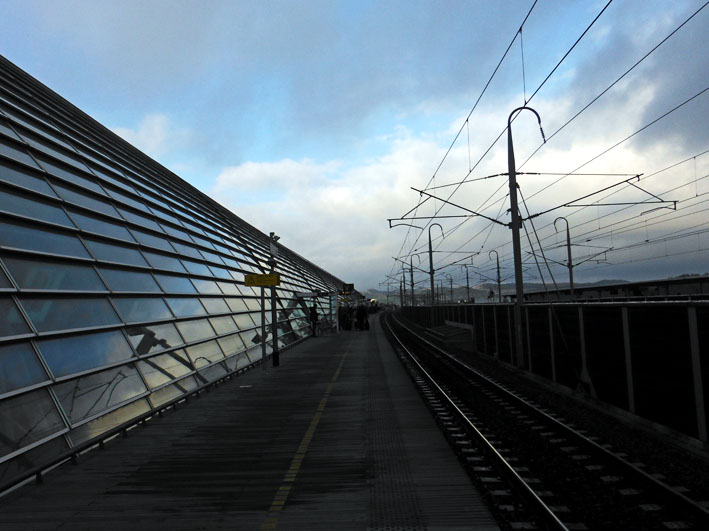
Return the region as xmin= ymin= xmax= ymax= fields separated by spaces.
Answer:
xmin=1 ymin=0 xmax=707 ymax=294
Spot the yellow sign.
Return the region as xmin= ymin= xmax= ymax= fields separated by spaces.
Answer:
xmin=245 ymin=273 xmax=281 ymax=287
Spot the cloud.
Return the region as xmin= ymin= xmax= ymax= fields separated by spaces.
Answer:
xmin=112 ymin=113 xmax=194 ymax=160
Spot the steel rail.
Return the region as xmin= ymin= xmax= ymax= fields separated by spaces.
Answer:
xmin=384 ymin=312 xmax=569 ymax=531
xmin=391 ymin=312 xmax=709 ymax=526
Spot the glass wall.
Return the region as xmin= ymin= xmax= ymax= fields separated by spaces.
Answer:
xmin=0 ymin=54 xmax=346 ymax=487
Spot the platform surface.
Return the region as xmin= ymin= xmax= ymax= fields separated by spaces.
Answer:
xmin=0 ymin=315 xmax=499 ymax=530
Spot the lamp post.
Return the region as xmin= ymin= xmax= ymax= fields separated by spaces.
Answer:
xmin=410 ymin=254 xmax=421 ymax=307
xmin=268 ymin=232 xmax=280 ymax=367
xmin=507 ymin=106 xmax=545 ymax=366
xmin=489 ymin=250 xmax=502 ymax=303
xmin=555 ymin=216 xmax=575 ymax=300
xmin=428 ymin=223 xmax=443 ymax=306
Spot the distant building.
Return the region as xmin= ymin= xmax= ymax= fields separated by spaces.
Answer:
xmin=0 ymin=55 xmax=345 ymax=485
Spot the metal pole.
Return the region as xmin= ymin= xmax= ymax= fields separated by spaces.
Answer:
xmin=269 ymin=232 xmax=280 ymax=367
xmin=428 ymin=223 xmax=443 ymax=306
xmin=555 ymin=217 xmax=574 ymax=300
xmin=410 ymin=255 xmax=415 ymax=307
xmin=490 ymin=250 xmax=501 ymax=303
xmin=402 ymin=268 xmax=407 ymax=306
xmin=507 ymin=106 xmax=545 ymax=366
xmin=260 ymin=286 xmax=266 ymax=368
xmin=465 ymin=266 xmax=470 ymax=302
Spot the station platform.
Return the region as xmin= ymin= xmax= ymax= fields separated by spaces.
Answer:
xmin=0 ymin=315 xmax=499 ymax=530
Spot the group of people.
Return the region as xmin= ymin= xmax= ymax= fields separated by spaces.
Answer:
xmin=309 ymin=300 xmax=380 ymax=337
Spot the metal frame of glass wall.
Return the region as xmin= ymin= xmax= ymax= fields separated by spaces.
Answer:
xmin=0 ymin=55 xmax=345 ymax=485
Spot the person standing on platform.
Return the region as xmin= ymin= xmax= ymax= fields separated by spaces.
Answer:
xmin=310 ymin=304 xmax=318 ymax=337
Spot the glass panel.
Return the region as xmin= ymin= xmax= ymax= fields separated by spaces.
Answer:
xmin=0 ymin=219 xmax=89 ymax=258
xmin=243 ymin=298 xmax=260 ymax=311
xmin=89 ymin=165 xmax=135 ymax=193
xmin=190 ymin=234 xmax=213 ymax=248
xmin=192 ymin=278 xmax=221 ymax=294
xmin=107 ymin=189 xmax=148 ymax=213
xmin=0 ymin=267 xmax=10 ymax=288
xmin=210 ymin=315 xmax=238 ymax=335
xmin=0 ymin=188 xmax=74 ymax=227
xmin=113 ymin=297 xmax=172 ymax=323
xmin=70 ymin=210 xmax=135 ymax=242
xmin=175 ymin=318 xmax=214 ymax=343
xmin=233 ymin=313 xmax=256 ymax=331
xmin=230 ymin=270 xmax=245 ymax=282
xmin=217 ymin=281 xmax=240 ymax=295
xmin=148 ymin=382 xmax=184 ymax=408
xmin=21 ymin=297 xmax=120 ymax=332
xmin=84 ymin=238 xmax=148 ymax=267
xmin=181 ymin=259 xmax=211 ymax=276
xmin=126 ymin=322 xmax=183 ymax=355
xmin=53 ymin=184 xmax=119 ymax=218
xmin=54 ymin=364 xmax=147 ymax=425
xmin=36 ymin=157 xmax=105 ymax=195
xmin=170 ymin=241 xmax=201 ymax=259
xmin=4 ymin=256 xmax=105 ymax=291
xmin=0 ymin=118 xmax=20 ymax=140
xmin=217 ymin=332 xmax=245 ymax=356
xmin=197 ymin=362 xmax=228 ymax=382
xmin=98 ymin=267 xmax=160 ymax=292
xmin=154 ymin=274 xmax=195 ymax=294
xmin=69 ymin=398 xmax=150 ymax=446
xmin=208 ymin=265 xmax=232 ymax=279
xmin=0 ymin=436 xmax=68 ymax=486
xmin=225 ymin=297 xmax=249 ymax=313
xmin=165 ymin=297 xmax=206 ymax=318
xmin=0 ymin=297 xmax=31 ymax=337
xmin=199 ymin=249 xmax=223 ymax=265
xmin=131 ymin=229 xmax=174 ymax=252
xmin=221 ymin=256 xmax=240 ymax=269
xmin=137 ymin=350 xmax=193 ymax=389
xmin=0 ymin=342 xmax=49 ymax=395
xmin=160 ymin=223 xmax=191 ymax=241
xmin=117 ymin=208 xmax=162 ymax=232
xmin=36 ymin=329 xmax=134 ymax=378
xmin=185 ymin=340 xmax=224 ymax=368
xmin=143 ymin=251 xmax=186 ymax=273
xmin=0 ymin=389 xmax=65 ymax=456
xmin=0 ymin=161 xmax=56 ymax=196
xmin=0 ymin=136 xmax=40 ymax=168
xmin=201 ymin=297 xmax=229 ymax=314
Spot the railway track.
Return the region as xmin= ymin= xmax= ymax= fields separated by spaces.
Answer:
xmin=382 ymin=311 xmax=709 ymax=530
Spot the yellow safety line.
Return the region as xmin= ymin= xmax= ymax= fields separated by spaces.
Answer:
xmin=260 ymin=347 xmax=350 ymax=530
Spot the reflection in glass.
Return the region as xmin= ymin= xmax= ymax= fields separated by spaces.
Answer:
xmin=68 ymin=398 xmax=150 ymax=446
xmin=21 ymin=297 xmax=120 ymax=332
xmin=186 ymin=340 xmax=224 ymax=368
xmin=53 ymin=184 xmax=119 ymax=218
xmin=84 ymin=238 xmax=149 ymax=267
xmin=143 ymin=251 xmax=186 ymax=273
xmin=0 ymin=298 xmax=31 ymax=337
xmin=0 ymin=136 xmax=40 ymax=168
xmin=131 ymin=229 xmax=174 ymax=252
xmin=181 ymin=259 xmax=211 ymax=276
xmin=199 ymin=249 xmax=223 ymax=265
xmin=208 ymin=265 xmax=231 ymax=279
xmin=0 ymin=342 xmax=49 ymax=395
xmin=165 ymin=297 xmax=205 ymax=318
xmin=37 ymin=329 xmax=135 ymax=378
xmin=126 ymin=322 xmax=183 ymax=355
xmin=70 ymin=210 xmax=135 ymax=242
xmin=107 ymin=189 xmax=148 ymax=212
xmin=36 ymin=157 xmax=105 ymax=195
xmin=200 ymin=297 xmax=229 ymax=315
xmin=154 ymin=274 xmax=196 ymax=294
xmin=0 ymin=188 xmax=75 ymax=227
xmin=175 ymin=318 xmax=214 ymax=343
xmin=0 ymin=161 xmax=56 ymax=196
xmin=0 ymin=267 xmax=9 ymax=288
xmin=217 ymin=333 xmax=245 ymax=357
xmin=4 ymin=256 xmax=105 ymax=291
xmin=113 ymin=297 xmax=173 ymax=323
xmin=224 ymin=297 xmax=248 ymax=313
xmin=117 ymin=208 xmax=163 ymax=232
xmin=98 ymin=267 xmax=160 ymax=292
xmin=210 ymin=315 xmax=238 ymax=335
xmin=217 ymin=281 xmax=240 ymax=295
xmin=137 ymin=350 xmax=193 ymax=389
xmin=233 ymin=312 xmax=256 ymax=331
xmin=54 ymin=364 xmax=147 ymax=425
xmin=0 ymin=388 xmax=65 ymax=457
xmin=197 ymin=362 xmax=228 ymax=383
xmin=192 ymin=278 xmax=221 ymax=294
xmin=0 ymin=435 xmax=68 ymax=486
xmin=0 ymin=219 xmax=89 ymax=258
xmin=170 ymin=241 xmax=201 ymax=259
